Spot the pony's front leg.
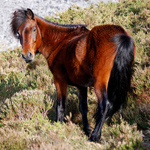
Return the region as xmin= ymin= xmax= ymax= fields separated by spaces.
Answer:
xmin=78 ymin=87 xmax=91 ymax=137
xmin=54 ymin=78 xmax=67 ymax=122
xmin=89 ymin=86 xmax=109 ymax=142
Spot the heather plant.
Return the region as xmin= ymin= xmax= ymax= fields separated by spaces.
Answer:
xmin=0 ymin=0 xmax=149 ymax=149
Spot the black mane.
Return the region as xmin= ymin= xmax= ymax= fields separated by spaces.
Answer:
xmin=44 ymin=18 xmax=87 ymax=28
xmin=10 ymin=8 xmax=87 ymax=38
xmin=10 ymin=9 xmax=28 ymax=38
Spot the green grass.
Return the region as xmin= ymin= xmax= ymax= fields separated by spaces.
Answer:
xmin=0 ymin=0 xmax=150 ymax=149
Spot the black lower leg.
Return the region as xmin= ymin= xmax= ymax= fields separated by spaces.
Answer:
xmin=89 ymin=89 xmax=109 ymax=142
xmin=78 ymin=87 xmax=91 ymax=136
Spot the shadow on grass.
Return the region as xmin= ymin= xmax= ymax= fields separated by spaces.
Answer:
xmin=46 ymin=86 xmax=83 ymax=127
xmin=47 ymin=93 xmax=81 ymax=125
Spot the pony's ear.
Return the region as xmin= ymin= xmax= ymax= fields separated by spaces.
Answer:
xmin=26 ymin=8 xmax=34 ymax=19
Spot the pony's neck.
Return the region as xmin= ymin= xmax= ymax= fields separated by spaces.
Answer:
xmin=35 ymin=15 xmax=78 ymax=59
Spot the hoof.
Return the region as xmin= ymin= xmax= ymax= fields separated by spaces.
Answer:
xmin=88 ymin=136 xmax=100 ymax=142
xmin=84 ymin=127 xmax=91 ymax=137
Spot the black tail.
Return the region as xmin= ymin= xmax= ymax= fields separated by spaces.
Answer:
xmin=107 ymin=34 xmax=135 ymax=119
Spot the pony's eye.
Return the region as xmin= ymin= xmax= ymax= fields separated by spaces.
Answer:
xmin=32 ymin=26 xmax=36 ymax=32
xmin=16 ymin=32 xmax=20 ymax=39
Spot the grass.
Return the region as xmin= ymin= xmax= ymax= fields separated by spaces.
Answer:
xmin=0 ymin=0 xmax=150 ymax=149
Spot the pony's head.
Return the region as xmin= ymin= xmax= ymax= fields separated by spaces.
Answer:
xmin=10 ymin=8 xmax=41 ymax=63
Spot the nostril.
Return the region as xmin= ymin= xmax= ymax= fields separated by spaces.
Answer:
xmin=28 ymin=52 xmax=33 ymax=58
xmin=22 ymin=54 xmax=26 ymax=59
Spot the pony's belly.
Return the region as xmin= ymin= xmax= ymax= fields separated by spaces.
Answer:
xmin=67 ymin=73 xmax=94 ymax=87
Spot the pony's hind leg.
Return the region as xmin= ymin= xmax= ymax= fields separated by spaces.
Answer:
xmin=78 ymin=87 xmax=91 ymax=137
xmin=89 ymin=84 xmax=109 ymax=142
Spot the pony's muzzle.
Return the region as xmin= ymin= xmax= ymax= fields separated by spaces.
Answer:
xmin=22 ymin=51 xmax=34 ymax=63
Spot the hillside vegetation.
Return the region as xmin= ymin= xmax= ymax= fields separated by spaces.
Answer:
xmin=0 ymin=0 xmax=150 ymax=149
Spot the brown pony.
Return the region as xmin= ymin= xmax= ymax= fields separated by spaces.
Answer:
xmin=10 ymin=8 xmax=136 ymax=142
